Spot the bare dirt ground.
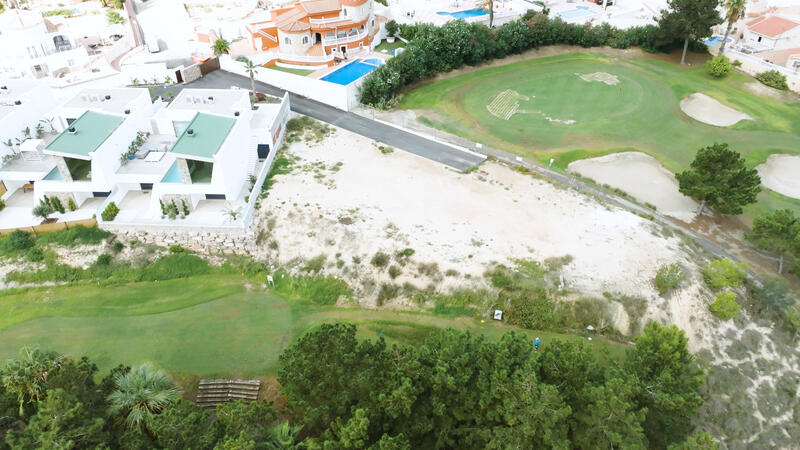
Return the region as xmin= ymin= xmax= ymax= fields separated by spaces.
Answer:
xmin=757 ymin=154 xmax=800 ymax=200
xmin=567 ymin=152 xmax=699 ymax=222
xmin=248 ymin=126 xmax=799 ymax=447
xmin=744 ymin=81 xmax=799 ymax=104
xmin=680 ymin=92 xmax=753 ymax=127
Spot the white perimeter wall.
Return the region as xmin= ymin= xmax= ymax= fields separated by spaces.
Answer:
xmin=220 ymin=55 xmax=358 ymax=111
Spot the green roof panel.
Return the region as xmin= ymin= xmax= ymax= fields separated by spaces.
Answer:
xmin=45 ymin=111 xmax=125 ymax=159
xmin=169 ymin=113 xmax=236 ymax=160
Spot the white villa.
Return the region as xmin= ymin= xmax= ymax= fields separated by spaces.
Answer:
xmin=744 ymin=15 xmax=800 ymax=52
xmin=0 ymin=86 xmax=290 ymax=232
xmin=106 ymin=88 xmax=290 ymax=231
xmin=0 ymin=79 xmax=59 ymax=228
xmin=0 ymin=8 xmax=90 ymax=79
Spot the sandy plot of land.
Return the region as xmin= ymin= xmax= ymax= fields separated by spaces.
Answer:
xmin=568 ymin=152 xmax=698 ymax=222
xmin=255 ymin=130 xmax=703 ymax=319
xmin=680 ymin=92 xmax=753 ymax=127
xmin=756 ymin=154 xmax=800 ymax=199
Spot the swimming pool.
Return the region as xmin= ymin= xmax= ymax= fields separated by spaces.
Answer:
xmin=556 ymin=6 xmax=594 ymax=19
xmin=43 ymin=167 xmax=63 ymax=181
xmin=704 ymin=36 xmax=732 ymax=45
xmin=321 ymin=58 xmax=383 ymax=85
xmin=161 ymin=162 xmax=183 ymax=183
xmin=436 ymin=8 xmax=488 ymax=19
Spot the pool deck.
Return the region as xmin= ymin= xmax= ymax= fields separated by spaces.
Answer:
xmin=308 ymin=50 xmax=390 ymax=81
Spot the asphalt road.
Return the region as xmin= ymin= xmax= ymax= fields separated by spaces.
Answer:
xmin=187 ymin=71 xmax=486 ymax=171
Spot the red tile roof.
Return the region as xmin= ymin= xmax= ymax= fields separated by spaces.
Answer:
xmin=747 ymin=16 xmax=800 ymax=38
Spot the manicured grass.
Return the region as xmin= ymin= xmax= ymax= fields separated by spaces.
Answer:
xmin=266 ymin=65 xmax=315 ymax=76
xmin=0 ymin=275 xmax=625 ymax=377
xmin=375 ymin=39 xmax=405 ymax=53
xmin=401 ymin=52 xmax=800 ymax=216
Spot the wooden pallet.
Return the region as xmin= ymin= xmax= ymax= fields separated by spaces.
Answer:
xmin=196 ymin=379 xmax=261 ymax=407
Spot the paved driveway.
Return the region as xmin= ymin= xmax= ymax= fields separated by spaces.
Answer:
xmin=184 ymin=71 xmax=485 ymax=171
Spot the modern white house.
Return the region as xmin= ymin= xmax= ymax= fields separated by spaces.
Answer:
xmin=0 ymin=79 xmax=59 ymax=228
xmin=744 ymin=15 xmax=800 ymax=51
xmin=103 ymin=88 xmax=291 ymax=232
xmin=34 ymin=88 xmax=157 ymax=214
xmin=0 ymin=9 xmax=90 ymax=79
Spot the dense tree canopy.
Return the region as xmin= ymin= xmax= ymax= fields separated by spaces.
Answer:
xmin=676 ymin=143 xmax=761 ymax=215
xmin=658 ymin=0 xmax=722 ymax=64
xmin=746 ymin=209 xmax=800 ymax=273
xmin=0 ymin=323 xmax=710 ymax=448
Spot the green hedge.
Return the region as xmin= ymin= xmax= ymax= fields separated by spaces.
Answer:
xmin=359 ymin=15 xmax=691 ymax=107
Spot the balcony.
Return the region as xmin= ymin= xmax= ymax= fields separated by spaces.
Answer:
xmin=322 ymin=29 xmax=368 ymax=47
xmin=309 ymin=16 xmax=347 ymax=25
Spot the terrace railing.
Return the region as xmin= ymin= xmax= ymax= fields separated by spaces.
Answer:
xmin=322 ymin=29 xmax=368 ymax=46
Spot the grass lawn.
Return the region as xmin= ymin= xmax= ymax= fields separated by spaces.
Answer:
xmin=0 ymin=275 xmax=625 ymax=377
xmin=375 ymin=39 xmax=405 ymax=53
xmin=266 ymin=65 xmax=315 ymax=77
xmin=401 ymin=52 xmax=800 ymax=217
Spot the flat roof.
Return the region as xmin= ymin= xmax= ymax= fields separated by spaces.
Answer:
xmin=169 ymin=113 xmax=236 ymax=160
xmin=45 ymin=111 xmax=125 ymax=160
xmin=63 ymin=88 xmax=148 ymax=115
xmin=170 ymin=89 xmax=249 ymax=116
xmin=0 ymin=79 xmax=44 ymax=120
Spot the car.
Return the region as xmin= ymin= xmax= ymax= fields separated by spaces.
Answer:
xmin=595 ymin=0 xmax=614 ymax=5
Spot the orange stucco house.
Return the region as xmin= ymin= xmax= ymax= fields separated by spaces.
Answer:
xmin=245 ymin=0 xmax=377 ymax=67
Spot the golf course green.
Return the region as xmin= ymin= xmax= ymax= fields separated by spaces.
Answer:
xmin=401 ymin=52 xmax=800 ymax=217
xmin=0 ymin=274 xmax=624 ymax=377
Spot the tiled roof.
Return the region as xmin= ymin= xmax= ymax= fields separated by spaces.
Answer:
xmin=300 ymin=0 xmax=341 ymax=15
xmin=747 ymin=16 xmax=800 ymax=38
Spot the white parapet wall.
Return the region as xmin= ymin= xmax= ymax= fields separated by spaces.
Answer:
xmin=220 ymin=55 xmax=360 ymax=111
xmin=713 ymin=47 xmax=800 ymax=92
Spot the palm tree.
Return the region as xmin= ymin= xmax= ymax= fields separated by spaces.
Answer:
xmin=39 ymin=117 xmax=55 ymax=133
xmin=267 ymin=421 xmax=302 ymax=449
xmin=1 ymin=347 xmax=64 ymax=416
xmin=212 ymin=38 xmax=230 ymax=56
xmin=244 ymin=59 xmax=259 ymax=95
xmin=719 ymin=0 xmax=745 ymax=54
xmin=478 ymin=0 xmax=494 ymax=27
xmin=107 ymin=363 xmax=181 ymax=434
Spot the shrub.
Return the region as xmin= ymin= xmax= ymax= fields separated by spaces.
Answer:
xmin=377 ymin=283 xmax=400 ymax=305
xmin=755 ymin=70 xmax=788 ymax=90
xmin=705 ymin=55 xmax=732 ymax=78
xmin=37 ymin=226 xmax=111 ymax=247
xmin=48 ymin=196 xmax=65 ymax=214
xmin=388 ymin=265 xmax=402 ymax=279
xmin=95 ymin=253 xmax=113 ymax=266
xmin=112 ymin=241 xmax=125 ymax=253
xmin=371 ymin=251 xmax=390 ymax=268
xmin=702 ymin=259 xmax=747 ymax=290
xmin=507 ymin=289 xmax=556 ymax=329
xmin=751 ymin=276 xmax=797 ymax=313
xmin=67 ymin=198 xmax=77 ymax=211
xmin=385 ymin=20 xmax=398 ymax=37
xmin=32 ymin=203 xmax=54 ymax=221
xmin=710 ymin=291 xmax=741 ymax=319
xmin=140 ymin=254 xmax=210 ymax=281
xmin=303 ymin=254 xmax=327 ymax=273
xmin=272 ymin=270 xmax=349 ymax=305
xmin=654 ymin=263 xmax=686 ymax=294
xmin=0 ymin=198 xmax=5 ymax=212
xmin=101 ymin=202 xmax=120 ymax=221
xmin=0 ymin=230 xmax=35 ymax=254
xmin=25 ymin=247 xmax=44 ymax=262
xmin=169 ymin=245 xmax=189 ymax=254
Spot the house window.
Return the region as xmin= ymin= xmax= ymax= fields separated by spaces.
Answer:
xmin=360 ymin=24 xmax=364 ymax=31
xmin=343 ymin=9 xmax=347 ymax=16
xmin=371 ymin=19 xmax=374 ymax=27
xmin=284 ymin=37 xmax=292 ymax=45
xmin=302 ymin=36 xmax=309 ymax=44
xmin=757 ymin=36 xmax=762 ymax=42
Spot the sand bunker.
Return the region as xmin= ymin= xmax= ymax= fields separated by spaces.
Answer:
xmin=757 ymin=154 xmax=800 ymax=199
xmin=680 ymin=93 xmax=753 ymax=127
xmin=578 ymin=72 xmax=619 ymax=85
xmin=568 ymin=152 xmax=698 ymax=221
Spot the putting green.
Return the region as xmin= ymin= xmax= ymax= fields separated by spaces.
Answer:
xmin=401 ymin=52 xmax=800 ymax=217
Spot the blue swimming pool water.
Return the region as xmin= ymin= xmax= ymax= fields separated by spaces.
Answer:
xmin=43 ymin=167 xmax=62 ymax=181
xmin=557 ymin=6 xmax=594 ymax=19
xmin=436 ymin=8 xmax=488 ymax=19
xmin=704 ymin=36 xmax=732 ymax=45
xmin=161 ymin=162 xmax=182 ymax=183
xmin=321 ymin=58 xmax=383 ymax=85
